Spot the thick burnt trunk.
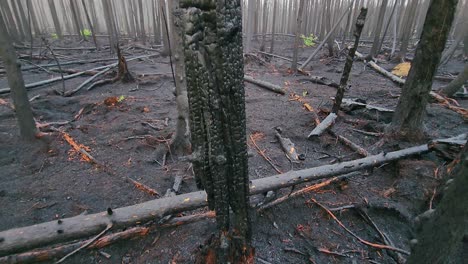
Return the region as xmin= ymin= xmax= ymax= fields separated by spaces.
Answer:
xmin=388 ymin=0 xmax=458 ymax=140
xmin=407 ymin=143 xmax=468 ymax=264
xmin=181 ymin=0 xmax=253 ymax=262
xmin=0 ymin=11 xmax=37 ymax=140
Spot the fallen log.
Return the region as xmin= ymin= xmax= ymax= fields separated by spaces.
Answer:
xmin=307 ymin=113 xmax=337 ymax=138
xmin=275 ymin=129 xmax=300 ymax=161
xmin=256 ymin=50 xmax=293 ymax=62
xmin=299 ymin=76 xmax=339 ymax=88
xmin=0 ymin=211 xmax=214 ymax=264
xmin=244 ymin=75 xmax=285 ymax=95
xmin=0 ymin=134 xmax=465 ymax=256
xmin=0 ymin=54 xmax=157 ymax=94
xmin=64 ymin=67 xmax=114 ymax=96
xmin=0 ymin=58 xmax=118 ymax=74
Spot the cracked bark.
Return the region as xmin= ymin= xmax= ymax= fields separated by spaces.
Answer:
xmin=181 ymin=0 xmax=253 ymax=262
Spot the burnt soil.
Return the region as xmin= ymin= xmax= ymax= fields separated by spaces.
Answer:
xmin=0 ymin=37 xmax=467 ymax=264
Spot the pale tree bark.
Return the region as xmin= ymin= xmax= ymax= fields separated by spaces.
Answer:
xmin=181 ymin=0 xmax=253 ymax=262
xmin=269 ymin=0 xmax=278 ymax=53
xmin=368 ymin=0 xmax=388 ymax=59
xmin=9 ymin=0 xmax=27 ymax=41
xmin=124 ymin=0 xmax=137 ymax=39
xmin=245 ymin=0 xmax=255 ymax=53
xmin=138 ymin=0 xmax=146 ymax=43
xmin=81 ymin=0 xmax=99 ymax=49
xmin=0 ymin=0 xmax=20 ymax=41
xmin=407 ymin=143 xmax=468 ymax=264
xmin=388 ymin=0 xmax=458 ymax=140
xmin=291 ymin=0 xmax=305 ymax=72
xmin=168 ymin=0 xmax=190 ymax=155
xmin=152 ymin=0 xmax=161 ymax=44
xmin=159 ymin=0 xmax=170 ymax=56
xmin=0 ymin=11 xmax=37 ymax=140
xmin=89 ymin=0 xmax=99 ymax=33
xmin=102 ymin=0 xmax=117 ymax=52
xmin=377 ymin=0 xmax=398 ymax=55
xmin=48 ymin=0 xmax=62 ymax=38
xmin=440 ymin=27 xmax=468 ymax=65
xmin=439 ymin=63 xmax=468 ymax=97
xmin=69 ymin=0 xmax=85 ymax=40
xmin=13 ymin=0 xmax=30 ymax=38
xmin=397 ymin=0 xmax=419 ymax=60
xmin=259 ymin=0 xmax=268 ymax=52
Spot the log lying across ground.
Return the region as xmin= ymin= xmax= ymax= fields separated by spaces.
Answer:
xmin=244 ymin=75 xmax=286 ymax=95
xmin=0 ymin=134 xmax=465 ymax=256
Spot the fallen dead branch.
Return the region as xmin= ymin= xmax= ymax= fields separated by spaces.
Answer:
xmin=249 ymin=133 xmax=283 ymax=174
xmin=0 ymin=58 xmax=118 ymax=74
xmin=128 ymin=178 xmax=160 ymax=197
xmin=275 ymin=129 xmax=300 ymax=161
xmin=61 ymin=132 xmax=96 ymax=164
xmin=299 ymin=76 xmax=339 ymax=89
xmin=64 ymin=67 xmax=114 ymax=96
xmin=0 ymin=54 xmax=157 ymax=95
xmin=0 ymin=134 xmax=464 ymax=256
xmin=354 ymin=51 xmax=467 ymax=118
xmin=256 ymin=50 xmax=293 ymax=62
xmin=331 ymin=131 xmax=369 ymax=157
xmin=244 ymin=75 xmax=286 ymax=95
xmin=258 ymin=172 xmax=361 ymax=212
xmin=307 ymin=113 xmax=337 ymax=138
xmin=310 ymin=198 xmax=410 ymax=255
xmin=351 ymin=128 xmax=382 ymax=137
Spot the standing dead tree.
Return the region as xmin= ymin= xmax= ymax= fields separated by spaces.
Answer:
xmin=0 ymin=11 xmax=37 ymax=140
xmin=291 ymin=0 xmax=305 ymax=72
xmin=181 ymin=0 xmax=253 ymax=262
xmin=388 ymin=0 xmax=458 ymax=140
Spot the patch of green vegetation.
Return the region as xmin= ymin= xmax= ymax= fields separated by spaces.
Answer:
xmin=51 ymin=33 xmax=59 ymax=40
xmin=80 ymin=29 xmax=92 ymax=38
xmin=117 ymin=95 xmax=125 ymax=103
xmin=300 ymin=34 xmax=318 ymax=47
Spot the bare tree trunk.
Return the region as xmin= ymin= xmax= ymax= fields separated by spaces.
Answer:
xmin=0 ymin=0 xmax=20 ymax=41
xmin=138 ymin=0 xmax=146 ymax=43
xmin=181 ymin=0 xmax=253 ymax=262
xmin=368 ymin=0 xmax=388 ymax=58
xmin=269 ymin=0 xmax=278 ymax=53
xmin=440 ymin=29 xmax=467 ymax=65
xmin=102 ymin=0 xmax=116 ymax=52
xmin=10 ymin=0 xmax=27 ymax=41
xmin=168 ymin=0 xmax=190 ymax=155
xmin=0 ymin=11 xmax=37 ymax=140
xmin=69 ymin=0 xmax=84 ymax=40
xmin=47 ymin=0 xmax=62 ymax=38
xmin=326 ymin=0 xmax=335 ymax=56
xmin=124 ymin=0 xmax=136 ymax=39
xmin=388 ymin=0 xmax=458 ymax=140
xmin=377 ymin=0 xmax=398 ymax=55
xmin=89 ymin=0 xmax=99 ymax=33
xmin=259 ymin=0 xmax=268 ymax=52
xmin=81 ymin=0 xmax=99 ymax=49
xmin=152 ymin=0 xmax=161 ymax=44
xmin=397 ymin=0 xmax=419 ymax=60
xmin=439 ymin=63 xmax=468 ymax=97
xmin=14 ymin=0 xmax=30 ymax=38
xmin=245 ymin=0 xmax=255 ymax=53
xmin=159 ymin=0 xmax=170 ymax=56
xmin=291 ymin=0 xmax=305 ymax=72
xmin=407 ymin=143 xmax=468 ymax=264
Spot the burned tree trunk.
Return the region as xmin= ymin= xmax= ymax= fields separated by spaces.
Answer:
xmin=269 ymin=0 xmax=278 ymax=54
xmin=259 ymin=0 xmax=268 ymax=52
xmin=0 ymin=11 xmax=37 ymax=140
xmin=388 ymin=0 xmax=458 ymax=140
xmin=181 ymin=0 xmax=253 ymax=262
xmin=332 ymin=8 xmax=367 ymax=113
xmin=291 ymin=0 xmax=305 ymax=72
xmin=81 ymin=0 xmax=99 ymax=49
xmin=137 ymin=0 xmax=146 ymax=43
xmin=168 ymin=0 xmax=190 ymax=155
xmin=69 ymin=0 xmax=85 ymax=41
xmin=407 ymin=143 xmax=468 ymax=264
xmin=47 ymin=0 xmax=62 ymax=39
xmin=368 ymin=0 xmax=388 ymax=59
xmin=159 ymin=0 xmax=170 ymax=56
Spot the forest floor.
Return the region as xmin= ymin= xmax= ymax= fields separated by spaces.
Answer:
xmin=0 ymin=37 xmax=467 ymax=264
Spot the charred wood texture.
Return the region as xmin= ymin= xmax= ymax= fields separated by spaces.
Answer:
xmin=181 ymin=0 xmax=253 ymax=262
xmin=332 ymin=8 xmax=367 ymax=114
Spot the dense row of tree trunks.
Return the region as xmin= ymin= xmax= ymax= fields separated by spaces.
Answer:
xmin=0 ymin=11 xmax=37 ymax=140
xmin=368 ymin=0 xmax=388 ymax=59
xmin=388 ymin=0 xmax=458 ymax=139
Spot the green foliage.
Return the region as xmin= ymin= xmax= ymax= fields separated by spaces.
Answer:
xmin=80 ymin=29 xmax=92 ymax=38
xmin=117 ymin=95 xmax=125 ymax=103
xmin=300 ymin=34 xmax=318 ymax=47
xmin=51 ymin=33 xmax=59 ymax=40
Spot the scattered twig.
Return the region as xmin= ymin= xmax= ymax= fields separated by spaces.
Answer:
xmin=310 ymin=198 xmax=410 ymax=255
xmin=308 ymin=113 xmax=337 ymax=138
xmin=41 ymin=37 xmax=65 ymax=95
xmin=351 ymin=128 xmax=382 ymax=137
xmin=55 ymin=223 xmax=113 ymax=264
xmin=127 ymin=178 xmax=159 ymax=197
xmin=249 ymin=134 xmax=283 ymax=174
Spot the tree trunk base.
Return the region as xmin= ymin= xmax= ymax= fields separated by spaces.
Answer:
xmin=195 ymin=232 xmax=255 ymax=264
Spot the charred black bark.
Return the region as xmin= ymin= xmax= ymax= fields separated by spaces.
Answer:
xmin=388 ymin=0 xmax=458 ymax=140
xmin=181 ymin=0 xmax=253 ymax=262
xmin=407 ymin=143 xmax=468 ymax=264
xmin=332 ymin=8 xmax=367 ymax=114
